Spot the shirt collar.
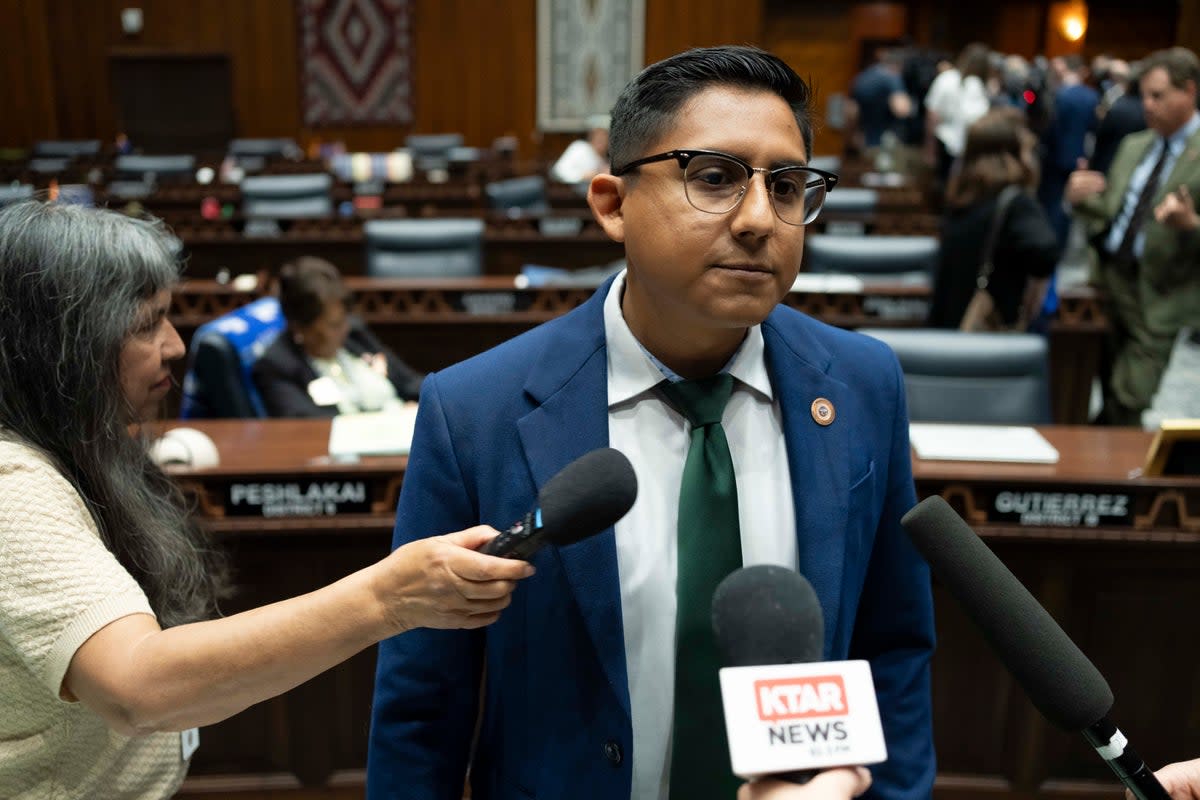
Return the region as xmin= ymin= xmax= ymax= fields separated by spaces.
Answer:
xmin=1165 ymin=112 xmax=1200 ymax=154
xmin=603 ymin=270 xmax=773 ymax=408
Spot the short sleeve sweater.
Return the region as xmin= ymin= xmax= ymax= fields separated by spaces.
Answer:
xmin=0 ymin=433 xmax=188 ymax=799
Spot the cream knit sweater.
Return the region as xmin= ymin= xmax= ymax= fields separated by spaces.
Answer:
xmin=0 ymin=434 xmax=188 ymax=799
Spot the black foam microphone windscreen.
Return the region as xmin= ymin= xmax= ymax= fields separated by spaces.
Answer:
xmin=480 ymin=447 xmax=638 ymax=559
xmin=538 ymin=447 xmax=638 ymax=546
xmin=712 ymin=564 xmax=824 ymax=668
xmin=901 ymin=495 xmax=1113 ymax=731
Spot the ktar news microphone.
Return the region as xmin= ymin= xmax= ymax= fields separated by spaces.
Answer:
xmin=711 ymin=565 xmax=888 ymax=783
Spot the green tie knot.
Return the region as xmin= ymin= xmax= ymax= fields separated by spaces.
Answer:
xmin=660 ymin=373 xmax=734 ymax=428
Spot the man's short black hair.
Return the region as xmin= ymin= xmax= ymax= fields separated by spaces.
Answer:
xmin=608 ymin=45 xmax=814 ymax=172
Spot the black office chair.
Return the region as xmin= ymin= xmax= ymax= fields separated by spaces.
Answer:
xmin=364 ymin=218 xmax=485 ymax=278
xmin=240 ymin=173 xmax=333 ymax=219
xmin=804 ymin=234 xmax=939 ymax=280
xmin=861 ymin=328 xmax=1052 ymax=424
xmin=32 ymin=140 xmax=101 ymax=158
xmin=180 ymin=297 xmax=286 ymax=419
xmin=485 ymin=175 xmax=548 ymax=213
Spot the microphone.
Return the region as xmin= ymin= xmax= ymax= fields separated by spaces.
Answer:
xmin=901 ymin=496 xmax=1170 ymax=800
xmin=479 ymin=447 xmax=637 ymax=560
xmin=711 ymin=565 xmax=888 ymax=781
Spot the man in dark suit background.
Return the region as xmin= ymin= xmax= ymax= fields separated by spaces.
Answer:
xmin=366 ymin=45 xmax=935 ymax=800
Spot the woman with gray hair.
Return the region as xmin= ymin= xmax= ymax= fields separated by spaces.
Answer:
xmin=0 ymin=200 xmax=533 ymax=799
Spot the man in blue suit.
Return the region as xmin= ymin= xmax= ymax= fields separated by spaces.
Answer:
xmin=367 ymin=46 xmax=935 ymax=800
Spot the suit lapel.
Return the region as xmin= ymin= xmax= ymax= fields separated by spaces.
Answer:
xmin=762 ymin=311 xmax=850 ymax=656
xmin=515 ymin=280 xmax=631 ymax=720
xmin=1160 ymin=126 xmax=1200 ymax=197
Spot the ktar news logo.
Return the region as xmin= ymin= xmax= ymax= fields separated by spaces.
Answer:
xmin=755 ymin=676 xmax=847 ymax=722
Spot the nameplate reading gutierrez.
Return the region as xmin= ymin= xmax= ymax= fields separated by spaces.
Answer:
xmin=990 ymin=490 xmax=1133 ymax=528
xmin=225 ymin=481 xmax=370 ymax=517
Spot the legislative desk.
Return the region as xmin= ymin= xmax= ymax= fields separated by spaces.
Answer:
xmin=170 ymin=278 xmax=1108 ymax=425
xmin=169 ymin=421 xmax=1199 ymax=799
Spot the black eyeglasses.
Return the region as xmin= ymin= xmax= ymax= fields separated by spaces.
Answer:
xmin=612 ymin=149 xmax=839 ymax=226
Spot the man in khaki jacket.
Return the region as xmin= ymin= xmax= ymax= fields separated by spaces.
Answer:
xmin=1068 ymin=47 xmax=1200 ymax=425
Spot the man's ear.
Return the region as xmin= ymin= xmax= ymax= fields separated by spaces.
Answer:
xmin=588 ymin=173 xmax=626 ymax=243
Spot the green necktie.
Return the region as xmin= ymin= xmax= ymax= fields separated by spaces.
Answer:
xmin=662 ymin=374 xmax=743 ymax=800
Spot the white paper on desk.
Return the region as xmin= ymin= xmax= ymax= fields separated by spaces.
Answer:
xmin=328 ymin=407 xmax=417 ymax=458
xmin=909 ymin=423 xmax=1060 ymax=464
xmin=790 ymin=273 xmax=865 ymax=293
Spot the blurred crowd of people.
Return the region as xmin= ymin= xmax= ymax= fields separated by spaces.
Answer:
xmin=848 ymin=42 xmax=1200 ymax=427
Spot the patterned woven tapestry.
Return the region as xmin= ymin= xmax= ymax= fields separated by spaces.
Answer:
xmin=538 ymin=0 xmax=645 ymax=132
xmin=298 ymin=0 xmax=413 ymax=126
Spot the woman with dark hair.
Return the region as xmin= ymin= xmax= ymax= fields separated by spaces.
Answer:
xmin=252 ymin=256 xmax=424 ymax=417
xmin=0 ymin=200 xmax=532 ymax=799
xmin=928 ymin=108 xmax=1059 ymax=328
xmin=924 ymin=42 xmax=994 ymax=185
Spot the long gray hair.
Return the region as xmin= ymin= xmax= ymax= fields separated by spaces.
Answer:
xmin=0 ymin=200 xmax=226 ymax=627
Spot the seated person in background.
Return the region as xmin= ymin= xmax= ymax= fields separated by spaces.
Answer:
xmin=928 ymin=108 xmax=1058 ymax=329
xmin=252 ymin=256 xmax=423 ymax=416
xmin=549 ymin=113 xmax=610 ymax=183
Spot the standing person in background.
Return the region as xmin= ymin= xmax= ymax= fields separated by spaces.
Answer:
xmin=252 ymin=256 xmax=424 ymax=417
xmin=550 ymin=113 xmax=611 ymax=183
xmin=367 ymin=45 xmax=934 ymax=800
xmin=1091 ymin=62 xmax=1146 ymax=176
xmin=1040 ymin=55 xmax=1100 ymax=248
xmin=924 ymin=42 xmax=993 ymax=189
xmin=0 ymin=200 xmax=533 ymax=800
xmin=929 ymin=108 xmax=1058 ymax=329
xmin=1067 ymin=46 xmax=1200 ymax=425
xmin=849 ymin=47 xmax=913 ymax=150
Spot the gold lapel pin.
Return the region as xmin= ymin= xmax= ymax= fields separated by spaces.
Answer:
xmin=811 ymin=397 xmax=835 ymax=426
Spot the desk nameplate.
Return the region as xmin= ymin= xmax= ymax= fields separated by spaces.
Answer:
xmin=224 ymin=479 xmax=371 ymax=518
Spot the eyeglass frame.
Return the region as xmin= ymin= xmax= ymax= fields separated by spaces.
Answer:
xmin=610 ymin=148 xmax=840 ymax=226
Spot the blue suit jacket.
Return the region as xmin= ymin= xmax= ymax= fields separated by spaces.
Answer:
xmin=366 ymin=280 xmax=935 ymax=800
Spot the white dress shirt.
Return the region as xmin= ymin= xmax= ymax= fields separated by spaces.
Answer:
xmin=603 ymin=272 xmax=796 ymax=800
xmin=924 ymin=70 xmax=990 ymax=157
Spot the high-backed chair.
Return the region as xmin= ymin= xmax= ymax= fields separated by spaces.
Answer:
xmin=27 ymin=157 xmax=71 ymax=174
xmin=114 ymin=154 xmax=196 ymax=181
xmin=804 ymin=234 xmax=938 ymax=280
xmin=228 ymin=138 xmax=299 ymax=159
xmin=180 ymin=297 xmax=286 ymax=419
xmin=227 ymin=138 xmax=300 ymax=171
xmin=405 ymin=133 xmax=465 ymax=172
xmin=240 ymin=173 xmax=333 ymax=219
xmin=807 ymin=155 xmax=842 ymax=174
xmin=820 ymin=187 xmax=878 ymax=214
xmin=861 ymin=328 xmax=1051 ymax=424
xmin=0 ymin=184 xmax=35 ymax=207
xmin=32 ymin=140 xmax=101 ymax=158
xmin=364 ymin=218 xmax=485 ymax=278
xmin=485 ymin=175 xmax=548 ymax=213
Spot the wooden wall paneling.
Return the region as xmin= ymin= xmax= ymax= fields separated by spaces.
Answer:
xmin=1180 ymin=0 xmax=1200 ymax=57
xmin=0 ymin=0 xmax=57 ymax=147
xmin=1084 ymin=0 xmax=1177 ymax=59
xmin=44 ymin=0 xmax=115 ymax=141
xmin=994 ymin=1 xmax=1046 ymax=59
xmin=763 ymin=0 xmax=854 ymax=158
xmin=644 ymin=0 xmax=764 ymax=64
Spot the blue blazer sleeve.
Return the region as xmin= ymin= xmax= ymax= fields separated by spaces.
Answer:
xmin=366 ymin=373 xmax=485 ymax=800
xmin=851 ymin=354 xmax=936 ymax=800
